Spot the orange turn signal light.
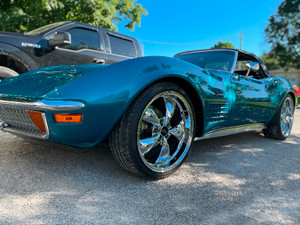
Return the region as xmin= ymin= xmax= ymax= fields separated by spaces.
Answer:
xmin=54 ymin=114 xmax=83 ymax=123
xmin=27 ymin=111 xmax=46 ymax=133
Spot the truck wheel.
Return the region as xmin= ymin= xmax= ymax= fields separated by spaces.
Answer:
xmin=0 ymin=66 xmax=19 ymax=80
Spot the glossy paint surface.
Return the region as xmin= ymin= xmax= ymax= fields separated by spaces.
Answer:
xmin=0 ymin=55 xmax=295 ymax=148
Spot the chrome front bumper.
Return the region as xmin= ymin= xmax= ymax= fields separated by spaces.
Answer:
xmin=0 ymin=100 xmax=85 ymax=111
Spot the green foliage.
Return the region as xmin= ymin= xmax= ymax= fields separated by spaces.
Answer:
xmin=0 ymin=0 xmax=148 ymax=33
xmin=261 ymin=51 xmax=281 ymax=70
xmin=211 ymin=41 xmax=235 ymax=49
xmin=265 ymin=0 xmax=300 ymax=69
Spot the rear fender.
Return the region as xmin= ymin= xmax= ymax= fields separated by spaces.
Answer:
xmin=266 ymin=76 xmax=296 ymax=124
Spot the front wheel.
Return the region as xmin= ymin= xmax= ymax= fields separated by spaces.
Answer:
xmin=263 ymin=94 xmax=294 ymax=140
xmin=109 ymin=82 xmax=195 ymax=179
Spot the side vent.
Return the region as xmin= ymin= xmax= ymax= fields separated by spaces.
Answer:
xmin=207 ymin=102 xmax=229 ymax=123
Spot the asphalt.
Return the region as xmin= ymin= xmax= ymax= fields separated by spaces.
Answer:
xmin=0 ymin=110 xmax=299 ymax=225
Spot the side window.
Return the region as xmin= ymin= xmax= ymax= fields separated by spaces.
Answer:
xmin=205 ymin=62 xmax=232 ymax=71
xmin=108 ymin=34 xmax=136 ymax=57
xmin=61 ymin=28 xmax=100 ymax=51
xmin=235 ymin=59 xmax=263 ymax=79
xmin=235 ymin=60 xmax=253 ymax=71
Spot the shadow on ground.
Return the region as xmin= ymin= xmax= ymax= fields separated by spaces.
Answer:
xmin=0 ymin=112 xmax=299 ymax=224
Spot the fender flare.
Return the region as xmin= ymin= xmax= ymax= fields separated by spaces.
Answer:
xmin=132 ymin=75 xmax=205 ymax=137
xmin=0 ymin=43 xmax=39 ymax=72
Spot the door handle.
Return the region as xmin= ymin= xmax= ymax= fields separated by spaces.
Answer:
xmin=93 ymin=58 xmax=106 ymax=64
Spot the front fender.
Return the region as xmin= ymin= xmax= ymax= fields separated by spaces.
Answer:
xmin=0 ymin=43 xmax=38 ymax=71
xmin=43 ymin=56 xmax=206 ymax=147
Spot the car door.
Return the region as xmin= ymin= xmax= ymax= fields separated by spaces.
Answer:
xmin=229 ymin=72 xmax=271 ymax=126
xmin=42 ymin=27 xmax=107 ymax=67
xmin=200 ymin=71 xmax=232 ymax=133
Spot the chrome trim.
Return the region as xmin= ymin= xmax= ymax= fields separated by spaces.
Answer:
xmin=21 ymin=42 xmax=42 ymax=49
xmin=56 ymin=46 xmax=106 ymax=54
xmin=0 ymin=100 xmax=85 ymax=111
xmin=195 ymin=123 xmax=266 ymax=141
xmin=104 ymin=51 xmax=135 ymax=59
xmin=230 ymin=51 xmax=238 ymax=74
xmin=0 ymin=112 xmax=50 ymax=140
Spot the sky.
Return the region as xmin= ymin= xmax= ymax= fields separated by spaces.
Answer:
xmin=117 ymin=0 xmax=283 ymax=57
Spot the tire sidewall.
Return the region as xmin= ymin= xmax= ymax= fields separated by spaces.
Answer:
xmin=269 ymin=94 xmax=295 ymax=140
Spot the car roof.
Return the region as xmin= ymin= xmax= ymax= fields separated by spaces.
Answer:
xmin=40 ymin=21 xmax=137 ymax=41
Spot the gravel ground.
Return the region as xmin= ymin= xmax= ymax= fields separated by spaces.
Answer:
xmin=0 ymin=110 xmax=299 ymax=225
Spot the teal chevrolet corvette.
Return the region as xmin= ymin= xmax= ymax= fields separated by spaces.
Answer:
xmin=0 ymin=49 xmax=295 ymax=179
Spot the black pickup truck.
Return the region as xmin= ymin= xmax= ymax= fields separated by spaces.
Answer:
xmin=0 ymin=21 xmax=142 ymax=80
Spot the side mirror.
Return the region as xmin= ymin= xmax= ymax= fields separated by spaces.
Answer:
xmin=246 ymin=62 xmax=260 ymax=71
xmin=245 ymin=62 xmax=260 ymax=79
xmin=48 ymin=32 xmax=71 ymax=48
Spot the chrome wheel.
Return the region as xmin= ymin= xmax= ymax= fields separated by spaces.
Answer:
xmin=280 ymin=96 xmax=294 ymax=137
xmin=137 ymin=91 xmax=194 ymax=173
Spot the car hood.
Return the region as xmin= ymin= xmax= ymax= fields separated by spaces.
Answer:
xmin=0 ymin=64 xmax=108 ymax=101
xmin=0 ymin=31 xmax=41 ymax=43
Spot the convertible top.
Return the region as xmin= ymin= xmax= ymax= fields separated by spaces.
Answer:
xmin=175 ymin=48 xmax=270 ymax=76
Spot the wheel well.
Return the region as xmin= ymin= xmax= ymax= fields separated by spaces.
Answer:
xmin=152 ymin=77 xmax=204 ymax=137
xmin=0 ymin=54 xmax=29 ymax=74
xmin=288 ymin=91 xmax=296 ymax=106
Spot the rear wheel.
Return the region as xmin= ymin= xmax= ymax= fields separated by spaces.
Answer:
xmin=0 ymin=66 xmax=19 ymax=80
xmin=263 ymin=94 xmax=294 ymax=140
xmin=109 ymin=82 xmax=195 ymax=179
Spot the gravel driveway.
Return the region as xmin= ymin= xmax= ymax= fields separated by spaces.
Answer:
xmin=0 ymin=110 xmax=299 ymax=225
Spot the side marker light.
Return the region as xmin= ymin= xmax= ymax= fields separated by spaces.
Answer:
xmin=54 ymin=114 xmax=83 ymax=123
xmin=27 ymin=111 xmax=46 ymax=133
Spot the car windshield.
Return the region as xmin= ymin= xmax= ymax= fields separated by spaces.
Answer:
xmin=25 ymin=21 xmax=69 ymax=36
xmin=176 ymin=51 xmax=236 ymax=72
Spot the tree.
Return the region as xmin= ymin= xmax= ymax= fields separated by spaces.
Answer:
xmin=261 ymin=51 xmax=280 ymax=70
xmin=211 ymin=41 xmax=235 ymax=49
xmin=0 ymin=0 xmax=147 ymax=33
xmin=265 ymin=0 xmax=300 ymax=69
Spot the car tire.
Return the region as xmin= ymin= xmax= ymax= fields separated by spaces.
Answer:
xmin=109 ymin=82 xmax=196 ymax=179
xmin=0 ymin=66 xmax=19 ymax=80
xmin=263 ymin=94 xmax=294 ymax=140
